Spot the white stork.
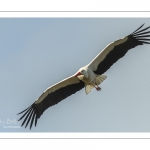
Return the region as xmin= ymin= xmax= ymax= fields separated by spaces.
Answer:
xmin=18 ymin=24 xmax=150 ymax=129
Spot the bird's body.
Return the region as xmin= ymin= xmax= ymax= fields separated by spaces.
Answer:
xmin=18 ymin=24 xmax=150 ymax=129
xmin=75 ymin=66 xmax=107 ymax=93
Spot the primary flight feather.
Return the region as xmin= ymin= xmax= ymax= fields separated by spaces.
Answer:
xmin=18 ymin=24 xmax=150 ymax=129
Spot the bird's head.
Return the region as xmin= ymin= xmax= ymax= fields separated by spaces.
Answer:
xmin=74 ymin=68 xmax=88 ymax=78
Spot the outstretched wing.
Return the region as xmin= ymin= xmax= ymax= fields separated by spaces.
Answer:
xmin=17 ymin=76 xmax=84 ymax=129
xmin=88 ymin=24 xmax=150 ymax=75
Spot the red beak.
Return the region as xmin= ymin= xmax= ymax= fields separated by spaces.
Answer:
xmin=74 ymin=72 xmax=81 ymax=77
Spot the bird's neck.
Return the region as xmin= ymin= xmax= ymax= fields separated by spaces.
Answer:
xmin=87 ymin=67 xmax=96 ymax=82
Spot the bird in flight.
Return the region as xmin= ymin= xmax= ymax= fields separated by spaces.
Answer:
xmin=18 ymin=24 xmax=150 ymax=129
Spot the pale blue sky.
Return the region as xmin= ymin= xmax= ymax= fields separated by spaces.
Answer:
xmin=1 ymin=18 xmax=150 ymax=132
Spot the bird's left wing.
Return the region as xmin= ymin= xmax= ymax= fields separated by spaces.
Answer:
xmin=17 ymin=76 xmax=84 ymax=129
xmin=88 ymin=24 xmax=150 ymax=75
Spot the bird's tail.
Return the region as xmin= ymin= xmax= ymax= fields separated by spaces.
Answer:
xmin=85 ymin=74 xmax=107 ymax=94
xmin=95 ymin=74 xmax=107 ymax=85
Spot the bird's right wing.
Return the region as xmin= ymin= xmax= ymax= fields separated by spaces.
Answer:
xmin=17 ymin=75 xmax=84 ymax=129
xmin=88 ymin=24 xmax=150 ymax=75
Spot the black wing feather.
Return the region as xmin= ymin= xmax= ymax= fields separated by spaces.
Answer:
xmin=133 ymin=31 xmax=150 ymax=36
xmin=18 ymin=81 xmax=84 ymax=129
xmin=132 ymin=23 xmax=145 ymax=34
xmin=21 ymin=108 xmax=32 ymax=126
xmin=25 ymin=109 xmax=34 ymax=128
xmin=133 ymin=26 xmax=150 ymax=35
xmin=94 ymin=24 xmax=150 ymax=75
xmin=30 ymin=110 xmax=36 ymax=129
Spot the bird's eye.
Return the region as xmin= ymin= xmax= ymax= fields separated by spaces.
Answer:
xmin=81 ymin=70 xmax=84 ymax=72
